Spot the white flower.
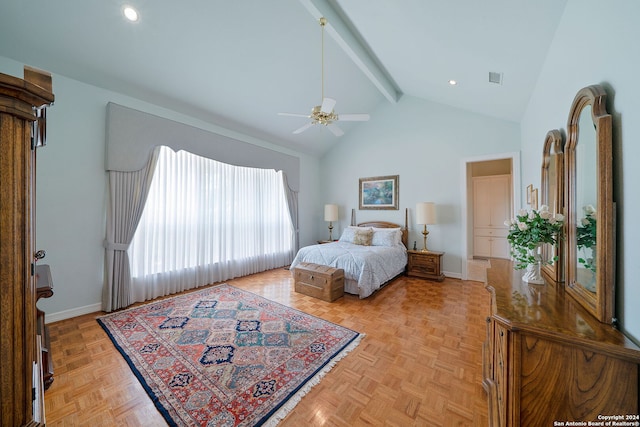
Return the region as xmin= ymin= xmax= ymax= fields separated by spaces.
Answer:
xmin=540 ymin=210 xmax=551 ymax=219
xmin=519 ymin=209 xmax=527 ymax=216
xmin=504 ymin=219 xmax=511 ymax=227
xmin=528 ymin=211 xmax=536 ymax=220
xmin=554 ymin=213 xmax=564 ymax=222
xmin=540 ymin=205 xmax=549 ymax=212
xmin=584 ymin=204 xmax=596 ymax=215
xmin=548 ymin=217 xmax=557 ymax=224
xmin=518 ymin=222 xmax=528 ymax=231
xmin=581 ymin=218 xmax=590 ymax=226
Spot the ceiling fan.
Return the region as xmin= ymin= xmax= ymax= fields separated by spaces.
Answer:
xmin=278 ymin=17 xmax=370 ymax=137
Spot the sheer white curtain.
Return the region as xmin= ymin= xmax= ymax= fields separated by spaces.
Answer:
xmin=129 ymin=146 xmax=294 ymax=302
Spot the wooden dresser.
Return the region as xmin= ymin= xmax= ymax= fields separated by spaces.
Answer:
xmin=484 ymin=259 xmax=640 ymax=426
xmin=0 ymin=67 xmax=53 ymax=427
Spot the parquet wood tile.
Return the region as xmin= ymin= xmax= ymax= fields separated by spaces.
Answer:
xmin=44 ymin=268 xmax=490 ymax=426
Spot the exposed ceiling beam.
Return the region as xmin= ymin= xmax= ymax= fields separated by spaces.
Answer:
xmin=298 ymin=0 xmax=401 ymax=104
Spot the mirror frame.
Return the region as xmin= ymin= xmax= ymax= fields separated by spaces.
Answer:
xmin=540 ymin=129 xmax=564 ymax=284
xmin=565 ymin=85 xmax=614 ymax=324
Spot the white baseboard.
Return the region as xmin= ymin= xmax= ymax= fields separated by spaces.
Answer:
xmin=45 ymin=303 xmax=103 ymax=324
xmin=444 ymin=271 xmax=462 ymax=280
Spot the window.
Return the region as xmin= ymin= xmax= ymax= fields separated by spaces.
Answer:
xmin=129 ymin=146 xmax=294 ymax=301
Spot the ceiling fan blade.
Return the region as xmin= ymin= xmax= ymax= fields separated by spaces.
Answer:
xmin=278 ymin=112 xmax=309 ymax=118
xmin=293 ymin=123 xmax=314 ymax=134
xmin=320 ymin=97 xmax=337 ymax=113
xmin=327 ymin=124 xmax=344 ymax=137
xmin=338 ymin=113 xmax=370 ymax=122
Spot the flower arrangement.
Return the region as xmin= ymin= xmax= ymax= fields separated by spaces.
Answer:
xmin=505 ymin=205 xmax=564 ymax=270
xmin=576 ymin=204 xmax=597 ymax=272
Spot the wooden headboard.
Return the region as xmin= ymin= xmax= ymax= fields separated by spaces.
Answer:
xmin=357 ymin=220 xmax=409 ymax=248
xmin=352 ymin=208 xmax=409 ymax=248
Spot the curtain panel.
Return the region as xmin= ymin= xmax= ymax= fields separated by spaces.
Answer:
xmin=103 ymin=147 xmax=160 ymax=312
xmin=282 ymin=172 xmax=300 ymax=253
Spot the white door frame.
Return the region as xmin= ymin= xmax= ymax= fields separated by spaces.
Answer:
xmin=460 ymin=151 xmax=521 ymax=280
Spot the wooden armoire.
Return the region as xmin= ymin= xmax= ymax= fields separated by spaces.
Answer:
xmin=0 ymin=67 xmax=54 ymax=426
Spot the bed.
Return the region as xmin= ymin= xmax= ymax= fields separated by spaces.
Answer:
xmin=289 ymin=221 xmax=408 ymax=298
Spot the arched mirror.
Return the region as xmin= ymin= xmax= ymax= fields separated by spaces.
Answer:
xmin=565 ymin=85 xmax=614 ymax=324
xmin=540 ymin=129 xmax=564 ymax=284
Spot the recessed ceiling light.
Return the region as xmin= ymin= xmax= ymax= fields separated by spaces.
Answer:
xmin=123 ymin=6 xmax=139 ymax=22
xmin=448 ymin=80 xmax=457 ymax=86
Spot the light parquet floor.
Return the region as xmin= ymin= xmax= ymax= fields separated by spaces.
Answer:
xmin=44 ymin=268 xmax=490 ymax=426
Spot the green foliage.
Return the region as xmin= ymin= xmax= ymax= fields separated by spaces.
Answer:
xmin=577 ymin=205 xmax=597 ymax=272
xmin=506 ymin=206 xmax=564 ymax=270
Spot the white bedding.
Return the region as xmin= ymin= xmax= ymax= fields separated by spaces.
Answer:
xmin=289 ymin=241 xmax=407 ymax=298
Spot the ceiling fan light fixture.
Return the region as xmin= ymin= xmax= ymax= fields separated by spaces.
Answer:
xmin=277 ymin=17 xmax=370 ymax=136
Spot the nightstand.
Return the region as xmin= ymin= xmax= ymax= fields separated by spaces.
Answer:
xmin=406 ymin=250 xmax=445 ymax=281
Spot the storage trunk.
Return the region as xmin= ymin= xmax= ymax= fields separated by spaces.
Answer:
xmin=293 ymin=262 xmax=344 ymax=302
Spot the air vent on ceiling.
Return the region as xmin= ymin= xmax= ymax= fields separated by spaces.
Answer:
xmin=489 ymin=72 xmax=503 ymax=85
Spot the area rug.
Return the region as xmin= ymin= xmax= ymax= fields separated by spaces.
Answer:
xmin=97 ymin=284 xmax=362 ymax=426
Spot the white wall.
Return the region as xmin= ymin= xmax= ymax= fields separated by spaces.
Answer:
xmin=520 ymin=0 xmax=640 ymax=343
xmin=0 ymin=56 xmax=321 ymax=320
xmin=319 ymin=95 xmax=521 ymax=276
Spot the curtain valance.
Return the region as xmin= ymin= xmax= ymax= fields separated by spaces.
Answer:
xmin=105 ymin=102 xmax=300 ymax=191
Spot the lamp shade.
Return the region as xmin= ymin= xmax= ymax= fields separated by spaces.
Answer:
xmin=416 ymin=202 xmax=436 ymax=225
xmin=324 ymin=204 xmax=339 ymax=222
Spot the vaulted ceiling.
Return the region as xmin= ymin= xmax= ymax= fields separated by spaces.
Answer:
xmin=0 ymin=0 xmax=567 ymax=156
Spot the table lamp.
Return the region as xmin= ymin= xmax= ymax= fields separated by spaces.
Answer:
xmin=324 ymin=204 xmax=339 ymax=241
xmin=416 ymin=202 xmax=436 ymax=251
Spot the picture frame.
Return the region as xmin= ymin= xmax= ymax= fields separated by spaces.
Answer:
xmin=359 ymin=175 xmax=399 ymax=210
xmin=532 ymin=188 xmax=539 ymax=210
xmin=527 ymin=184 xmax=534 ymax=204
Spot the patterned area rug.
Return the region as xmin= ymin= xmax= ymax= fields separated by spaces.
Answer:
xmin=97 ymin=284 xmax=362 ymax=426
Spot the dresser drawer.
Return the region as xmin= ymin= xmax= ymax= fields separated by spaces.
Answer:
xmin=475 ymin=227 xmax=509 ymax=238
xmin=411 ymin=255 xmax=437 ymax=273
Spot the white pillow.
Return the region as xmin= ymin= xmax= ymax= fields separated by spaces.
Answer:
xmin=371 ymin=228 xmax=402 ymax=247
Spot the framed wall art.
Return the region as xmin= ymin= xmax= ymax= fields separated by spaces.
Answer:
xmin=531 ymin=187 xmax=539 ymax=210
xmin=359 ymin=175 xmax=399 ymax=210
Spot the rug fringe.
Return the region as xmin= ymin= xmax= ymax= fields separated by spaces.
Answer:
xmin=262 ymin=333 xmax=366 ymax=426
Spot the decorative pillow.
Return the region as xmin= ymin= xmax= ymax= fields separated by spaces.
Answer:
xmin=339 ymin=226 xmax=371 ymax=244
xmin=352 ymin=228 xmax=373 ymax=246
xmin=371 ymin=228 xmax=402 ymax=247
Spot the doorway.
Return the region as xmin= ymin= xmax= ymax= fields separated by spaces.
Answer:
xmin=460 ymin=152 xmax=521 ymax=280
